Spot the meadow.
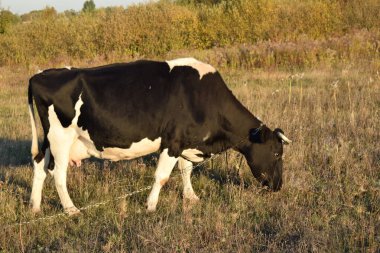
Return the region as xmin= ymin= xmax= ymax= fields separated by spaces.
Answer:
xmin=0 ymin=0 xmax=379 ymax=252
xmin=0 ymin=59 xmax=379 ymax=252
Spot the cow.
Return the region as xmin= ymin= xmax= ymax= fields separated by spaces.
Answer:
xmin=28 ymin=58 xmax=291 ymax=215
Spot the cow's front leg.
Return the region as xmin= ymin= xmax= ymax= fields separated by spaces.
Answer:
xmin=147 ymin=149 xmax=178 ymax=212
xmin=30 ymin=148 xmax=50 ymax=213
xmin=178 ymin=157 xmax=199 ymax=202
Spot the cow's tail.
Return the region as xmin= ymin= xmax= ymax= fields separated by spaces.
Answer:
xmin=28 ymin=82 xmax=39 ymax=159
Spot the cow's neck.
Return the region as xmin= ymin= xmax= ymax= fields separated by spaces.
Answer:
xmin=223 ymin=99 xmax=262 ymax=144
xmin=203 ymin=97 xmax=261 ymax=154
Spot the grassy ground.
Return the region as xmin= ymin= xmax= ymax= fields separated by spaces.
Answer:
xmin=0 ymin=63 xmax=379 ymax=252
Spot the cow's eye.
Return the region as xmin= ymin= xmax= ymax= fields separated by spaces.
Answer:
xmin=274 ymin=153 xmax=280 ymax=158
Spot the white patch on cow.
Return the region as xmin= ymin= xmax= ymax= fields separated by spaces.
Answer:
xmin=28 ymin=104 xmax=39 ymax=158
xmin=166 ymin=57 xmax=216 ymax=79
xmin=30 ymin=148 xmax=50 ymax=213
xmin=202 ymin=131 xmax=211 ymax=142
xmin=65 ymin=66 xmax=72 ymax=70
xmin=181 ymin=148 xmax=204 ymax=163
xmin=47 ymin=104 xmax=79 ymax=215
xmin=70 ymin=95 xmax=162 ymax=162
xmin=178 ymin=157 xmax=199 ymax=202
xmin=37 ymin=69 xmax=43 ymax=74
xmin=101 ymin=138 xmax=161 ymax=161
xmin=147 ymin=148 xmax=178 ymax=212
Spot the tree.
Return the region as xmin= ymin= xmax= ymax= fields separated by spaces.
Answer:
xmin=0 ymin=9 xmax=19 ymax=34
xmin=82 ymin=0 xmax=96 ymax=13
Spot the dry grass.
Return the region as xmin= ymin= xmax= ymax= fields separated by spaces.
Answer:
xmin=0 ymin=61 xmax=379 ymax=252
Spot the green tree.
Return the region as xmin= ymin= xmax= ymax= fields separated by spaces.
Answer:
xmin=82 ymin=0 xmax=96 ymax=13
xmin=0 ymin=9 xmax=19 ymax=34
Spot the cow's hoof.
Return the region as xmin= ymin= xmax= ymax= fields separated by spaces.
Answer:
xmin=65 ymin=206 xmax=81 ymax=216
xmin=31 ymin=207 xmax=41 ymax=214
xmin=29 ymin=201 xmax=41 ymax=214
xmin=184 ymin=193 xmax=200 ymax=203
xmin=146 ymin=203 xmax=157 ymax=213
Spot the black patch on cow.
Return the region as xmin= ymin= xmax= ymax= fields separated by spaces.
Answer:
xmin=48 ymin=155 xmax=55 ymax=171
xmin=249 ymin=127 xmax=262 ymax=143
xmin=28 ymin=60 xmax=264 ymax=159
xmin=249 ymin=125 xmax=276 ymax=144
xmin=33 ymin=152 xmax=45 ymax=163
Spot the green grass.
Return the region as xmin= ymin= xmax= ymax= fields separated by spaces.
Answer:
xmin=0 ymin=63 xmax=379 ymax=252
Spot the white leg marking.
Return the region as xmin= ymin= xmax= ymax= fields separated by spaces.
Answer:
xmin=178 ymin=157 xmax=199 ymax=202
xmin=48 ymin=105 xmax=80 ymax=215
xmin=30 ymin=148 xmax=50 ymax=213
xmin=146 ymin=149 xmax=178 ymax=212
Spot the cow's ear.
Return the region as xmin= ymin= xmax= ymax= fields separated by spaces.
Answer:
xmin=249 ymin=127 xmax=263 ymax=143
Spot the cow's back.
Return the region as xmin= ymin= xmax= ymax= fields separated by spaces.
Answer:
xmin=77 ymin=61 xmax=175 ymax=149
xmin=29 ymin=59 xmax=240 ymax=155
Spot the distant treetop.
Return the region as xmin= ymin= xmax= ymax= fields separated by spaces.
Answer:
xmin=82 ymin=0 xmax=96 ymax=13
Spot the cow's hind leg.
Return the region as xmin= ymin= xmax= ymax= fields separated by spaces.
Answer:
xmin=30 ymin=147 xmax=50 ymax=213
xmin=49 ymin=136 xmax=80 ymax=215
xmin=146 ymin=149 xmax=178 ymax=212
xmin=47 ymin=112 xmax=79 ymax=215
xmin=178 ymin=157 xmax=199 ymax=202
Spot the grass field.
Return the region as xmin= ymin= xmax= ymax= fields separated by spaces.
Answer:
xmin=0 ymin=62 xmax=379 ymax=252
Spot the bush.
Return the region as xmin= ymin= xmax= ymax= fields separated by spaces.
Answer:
xmin=0 ymin=0 xmax=378 ymax=66
xmin=0 ymin=9 xmax=20 ymax=34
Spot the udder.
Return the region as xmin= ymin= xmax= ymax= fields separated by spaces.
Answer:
xmin=69 ymin=138 xmax=91 ymax=167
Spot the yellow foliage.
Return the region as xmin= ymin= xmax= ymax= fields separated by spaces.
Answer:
xmin=0 ymin=0 xmax=378 ymax=66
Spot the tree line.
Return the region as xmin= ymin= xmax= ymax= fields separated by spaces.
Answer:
xmin=0 ymin=0 xmax=378 ymax=67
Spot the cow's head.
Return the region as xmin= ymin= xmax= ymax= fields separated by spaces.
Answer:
xmin=240 ymin=125 xmax=291 ymax=191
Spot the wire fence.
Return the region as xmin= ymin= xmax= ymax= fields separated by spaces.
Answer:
xmin=1 ymin=150 xmax=228 ymax=229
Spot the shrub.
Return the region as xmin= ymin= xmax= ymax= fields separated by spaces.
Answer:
xmin=0 ymin=1 xmax=378 ymax=66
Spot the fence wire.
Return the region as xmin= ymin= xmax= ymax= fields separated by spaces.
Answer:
xmin=1 ymin=150 xmax=228 ymax=229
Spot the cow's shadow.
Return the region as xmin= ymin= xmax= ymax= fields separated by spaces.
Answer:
xmin=0 ymin=138 xmax=32 ymax=167
xmin=0 ymin=137 xmax=251 ymax=191
xmin=191 ymin=163 xmax=252 ymax=188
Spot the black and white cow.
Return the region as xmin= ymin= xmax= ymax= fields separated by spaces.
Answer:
xmin=28 ymin=58 xmax=291 ymax=215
